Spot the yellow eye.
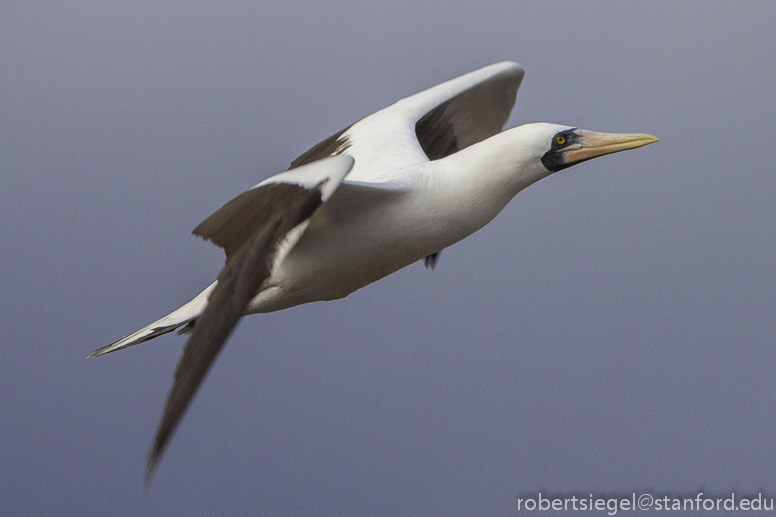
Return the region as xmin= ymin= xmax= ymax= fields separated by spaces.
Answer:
xmin=555 ymin=135 xmax=566 ymax=146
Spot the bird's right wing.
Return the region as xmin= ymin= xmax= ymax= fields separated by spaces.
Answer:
xmin=193 ymin=156 xmax=354 ymax=263
xmin=146 ymin=156 xmax=354 ymax=481
xmin=288 ymin=61 xmax=525 ymax=182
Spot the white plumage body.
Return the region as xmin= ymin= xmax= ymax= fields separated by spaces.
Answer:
xmin=254 ymin=124 xmax=562 ymax=312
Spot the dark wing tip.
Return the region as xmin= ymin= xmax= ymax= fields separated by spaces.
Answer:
xmin=145 ymin=452 xmax=159 ymax=486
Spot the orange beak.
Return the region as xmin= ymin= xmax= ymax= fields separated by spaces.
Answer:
xmin=562 ymin=130 xmax=659 ymax=165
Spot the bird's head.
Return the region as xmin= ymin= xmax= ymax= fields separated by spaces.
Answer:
xmin=538 ymin=125 xmax=659 ymax=172
xmin=516 ymin=123 xmax=659 ymax=174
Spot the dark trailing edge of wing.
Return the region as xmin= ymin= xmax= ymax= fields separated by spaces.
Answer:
xmin=146 ymin=186 xmax=324 ymax=483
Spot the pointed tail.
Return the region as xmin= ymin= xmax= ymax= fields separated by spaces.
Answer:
xmin=88 ymin=282 xmax=216 ymax=358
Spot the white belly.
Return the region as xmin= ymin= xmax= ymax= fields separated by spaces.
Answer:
xmin=245 ymin=176 xmax=514 ymax=314
xmin=245 ymin=199 xmax=434 ymax=312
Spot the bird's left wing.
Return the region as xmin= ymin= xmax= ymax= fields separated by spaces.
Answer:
xmin=146 ymin=156 xmax=354 ymax=481
xmin=288 ymin=61 xmax=524 ymax=182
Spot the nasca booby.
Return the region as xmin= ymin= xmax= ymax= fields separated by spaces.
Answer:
xmin=88 ymin=61 xmax=659 ymax=480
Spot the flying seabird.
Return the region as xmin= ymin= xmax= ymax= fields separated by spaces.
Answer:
xmin=89 ymin=61 xmax=658 ymax=480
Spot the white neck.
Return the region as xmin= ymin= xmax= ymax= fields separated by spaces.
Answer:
xmin=444 ymin=124 xmax=555 ymax=196
xmin=424 ymin=124 xmax=556 ymax=235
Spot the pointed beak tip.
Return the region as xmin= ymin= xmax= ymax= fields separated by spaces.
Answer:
xmin=616 ymin=132 xmax=660 ymax=149
xmin=623 ymin=133 xmax=660 ymax=148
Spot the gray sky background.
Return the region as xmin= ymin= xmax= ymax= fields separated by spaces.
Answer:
xmin=2 ymin=1 xmax=776 ymax=515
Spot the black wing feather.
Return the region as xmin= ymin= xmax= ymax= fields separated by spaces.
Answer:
xmin=146 ymin=188 xmax=323 ymax=482
xmin=415 ymin=69 xmax=521 ymax=161
xmin=193 ymin=183 xmax=323 ymax=262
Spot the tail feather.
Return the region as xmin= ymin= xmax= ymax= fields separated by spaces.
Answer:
xmin=88 ymin=282 xmax=216 ymax=358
